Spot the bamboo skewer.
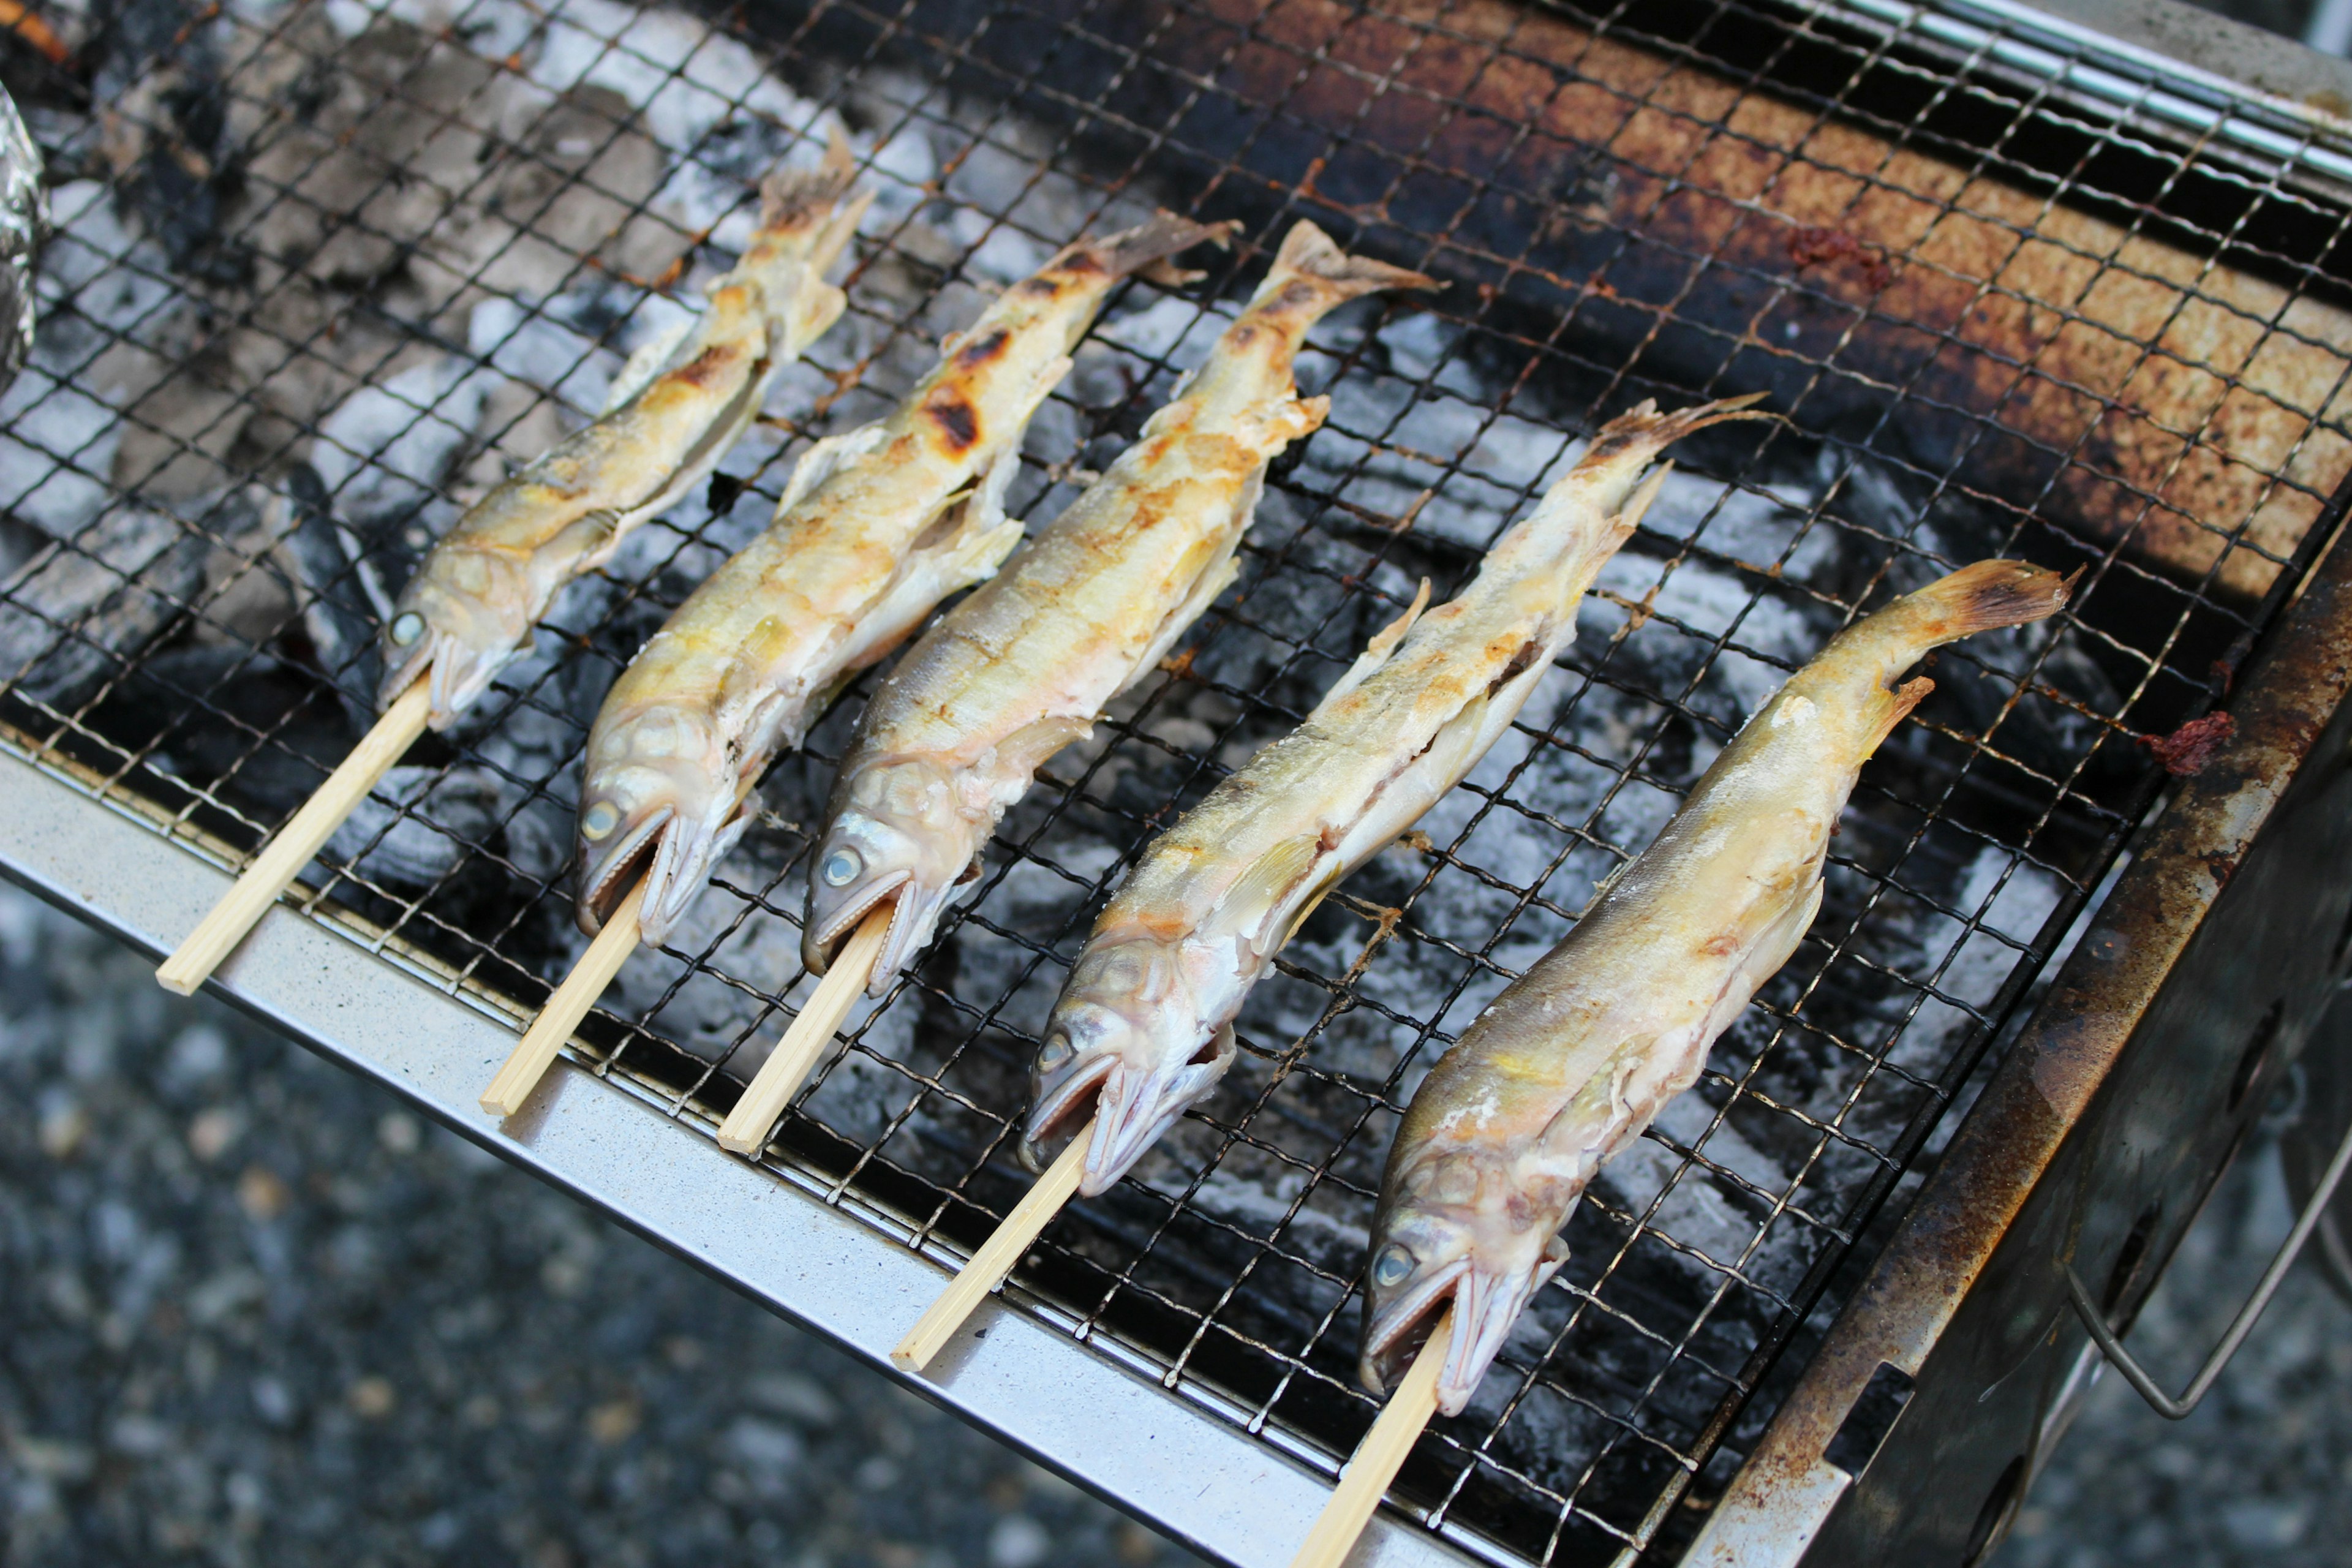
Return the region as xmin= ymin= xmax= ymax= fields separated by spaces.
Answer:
xmin=892 ymin=1121 xmax=1094 ymax=1371
xmin=479 ymin=881 xmax=648 ymax=1116
xmin=716 ymin=904 xmax=893 ymax=1155
xmin=158 ymin=681 xmax=434 ymax=996
xmin=1288 ymin=1312 xmax=1453 ymax=1568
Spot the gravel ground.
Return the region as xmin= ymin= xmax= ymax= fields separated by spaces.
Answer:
xmin=0 ymin=885 xmax=1207 ymax=1568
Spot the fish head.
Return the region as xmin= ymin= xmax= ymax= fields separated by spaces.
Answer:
xmin=1022 ymin=930 xmax=1238 ymax=1197
xmin=576 ymin=701 xmax=743 ymax=944
xmin=379 ymin=548 xmax=533 ymax=726
xmin=1358 ymin=1150 xmax=1570 ymax=1417
xmin=803 ymin=757 xmax=981 ymax=990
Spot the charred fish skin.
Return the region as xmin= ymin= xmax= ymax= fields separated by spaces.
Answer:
xmin=1023 ymin=394 xmax=1773 ymax=1197
xmin=378 ymin=140 xmax=871 ymax=728
xmin=575 ymin=214 xmax=1233 ymax=947
xmin=802 ymin=221 xmax=1436 ymax=995
xmin=1357 ymin=559 xmax=2074 ymax=1417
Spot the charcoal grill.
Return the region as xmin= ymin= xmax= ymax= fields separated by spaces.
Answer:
xmin=7 ymin=0 xmax=2352 ymax=1561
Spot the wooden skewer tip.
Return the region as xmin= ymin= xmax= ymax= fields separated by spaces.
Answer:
xmin=478 ymin=881 xmax=648 ymax=1118
xmin=890 ymin=1120 xmax=1094 ymax=1373
xmin=157 ymin=682 xmax=432 ymax=997
xmin=715 ymin=903 xmax=894 ymax=1155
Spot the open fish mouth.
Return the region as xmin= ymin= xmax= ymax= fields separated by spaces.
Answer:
xmin=379 ymin=624 xmax=514 ymax=729
xmin=1360 ymin=1259 xmax=1530 ymax=1417
xmin=1359 ymin=1254 xmax=1470 ymax=1398
xmin=1074 ymin=1026 xmax=1236 ymax=1196
xmin=577 ymin=805 xmax=673 ymax=935
xmin=803 ymin=864 xmax=910 ymax=973
xmin=1019 ymin=1049 xmax=1118 ymax=1172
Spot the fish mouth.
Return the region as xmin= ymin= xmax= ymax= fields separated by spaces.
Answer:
xmin=802 ymin=865 xmax=911 ymax=976
xmin=578 ymin=805 xmax=673 ymax=936
xmin=1071 ymin=1025 xmax=1237 ymax=1197
xmin=632 ymin=795 xmax=752 ymax=946
xmin=1361 ymin=1260 xmax=1528 ymax=1417
xmin=1359 ymin=1255 xmax=1469 ymax=1398
xmin=1019 ymin=1049 xmax=1118 ymax=1173
xmin=380 ymin=626 xmax=512 ymax=729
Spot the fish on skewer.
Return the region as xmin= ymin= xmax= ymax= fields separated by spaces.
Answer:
xmin=801 ymin=221 xmax=1434 ymax=994
xmin=1358 ymin=558 xmax=2074 ymax=1416
xmin=379 ymin=139 xmax=871 ymax=728
xmin=1023 ymin=394 xmax=1771 ymax=1195
xmin=575 ymin=214 xmax=1232 ymax=947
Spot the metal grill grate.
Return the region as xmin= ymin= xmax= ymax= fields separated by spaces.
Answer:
xmin=5 ymin=0 xmax=2348 ymax=1559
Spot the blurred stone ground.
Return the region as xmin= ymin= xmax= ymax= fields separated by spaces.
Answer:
xmin=0 ymin=884 xmax=1207 ymax=1568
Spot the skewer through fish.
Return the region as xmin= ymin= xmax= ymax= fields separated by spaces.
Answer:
xmin=1022 ymin=395 xmax=1771 ymax=1196
xmin=385 ymin=139 xmax=871 ymax=728
xmin=157 ymin=146 xmax=867 ymax=997
xmin=574 ymin=214 xmax=1232 ymax=948
xmin=801 ymin=221 xmax=1433 ymax=996
xmin=1357 ymin=558 xmax=2073 ymax=1418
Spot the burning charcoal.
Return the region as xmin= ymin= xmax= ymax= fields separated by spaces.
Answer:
xmin=280 ymin=461 xmax=391 ymax=720
xmin=0 ymin=502 xmax=204 ymax=702
xmin=0 ymin=85 xmax=44 ymax=398
xmin=324 ymin=764 xmax=503 ymax=891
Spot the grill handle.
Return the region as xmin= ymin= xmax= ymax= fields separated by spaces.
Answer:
xmin=2062 ymin=1114 xmax=2352 ymax=1419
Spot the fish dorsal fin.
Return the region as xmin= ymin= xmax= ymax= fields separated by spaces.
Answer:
xmin=776 ymin=421 xmax=892 ymax=514
xmin=1207 ymin=832 xmax=1327 ymax=949
xmin=1313 ymin=577 xmax=1433 ymax=715
xmin=603 ymin=312 xmax=699 ymax=415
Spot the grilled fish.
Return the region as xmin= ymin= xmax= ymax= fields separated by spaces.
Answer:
xmin=1024 ymin=396 xmax=1770 ymax=1195
xmin=802 ymin=222 xmax=1434 ymax=993
xmin=380 ymin=141 xmax=870 ymax=727
xmin=576 ymin=214 xmax=1231 ymax=946
xmin=1359 ymin=558 xmax=2073 ymax=1415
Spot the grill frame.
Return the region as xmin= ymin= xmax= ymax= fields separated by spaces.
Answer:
xmin=4 ymin=0 xmax=2352 ymax=1561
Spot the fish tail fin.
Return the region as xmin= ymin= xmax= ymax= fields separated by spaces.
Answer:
xmin=1254 ymin=220 xmax=1440 ymax=307
xmin=1069 ymin=212 xmax=1240 ymax=288
xmin=1583 ymin=391 xmax=1777 ymax=467
xmin=759 ymin=129 xmax=861 ymax=230
xmin=1905 ymin=559 xmax=2077 ymax=641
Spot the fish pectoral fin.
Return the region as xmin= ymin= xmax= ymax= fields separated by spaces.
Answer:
xmin=1311 ymin=576 xmax=1433 ymax=714
xmin=603 ymin=312 xmax=701 ymax=414
xmin=995 ymin=714 xmax=1095 ymax=778
xmin=1207 ymin=832 xmax=1329 ymax=951
xmin=776 ymin=420 xmax=891 ymax=513
xmin=779 ymin=277 xmax=848 ymax=359
xmin=1867 ymin=674 xmax=1936 ymax=750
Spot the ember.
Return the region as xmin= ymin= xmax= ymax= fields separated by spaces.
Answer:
xmin=2144 ymin=712 xmax=2238 ymax=775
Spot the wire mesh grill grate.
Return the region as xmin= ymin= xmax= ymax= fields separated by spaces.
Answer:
xmin=4 ymin=0 xmax=2346 ymax=1559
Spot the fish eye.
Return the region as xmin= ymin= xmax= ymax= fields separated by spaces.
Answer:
xmin=820 ymin=848 xmax=862 ymax=888
xmin=390 ymin=611 xmax=426 ymax=647
xmin=1036 ymin=1033 xmax=1074 ymax=1072
xmin=581 ymin=801 xmax=620 ymax=840
xmin=1373 ymin=1244 xmax=1415 ymax=1287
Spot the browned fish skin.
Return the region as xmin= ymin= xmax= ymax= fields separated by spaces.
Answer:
xmin=573 ymin=214 xmax=1231 ymax=946
xmin=1023 ymin=394 xmax=1771 ymax=1197
xmin=799 ymin=221 xmax=1433 ymax=994
xmin=379 ymin=142 xmax=870 ymax=727
xmin=1357 ymin=559 xmax=2073 ymax=1416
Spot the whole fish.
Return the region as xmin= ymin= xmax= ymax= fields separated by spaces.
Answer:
xmin=379 ymin=140 xmax=870 ymax=726
xmin=1025 ymin=395 xmax=1770 ymax=1194
xmin=1359 ymin=558 xmax=2073 ymax=1416
xmin=576 ymin=214 xmax=1230 ymax=946
xmin=802 ymin=221 xmax=1433 ymax=993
